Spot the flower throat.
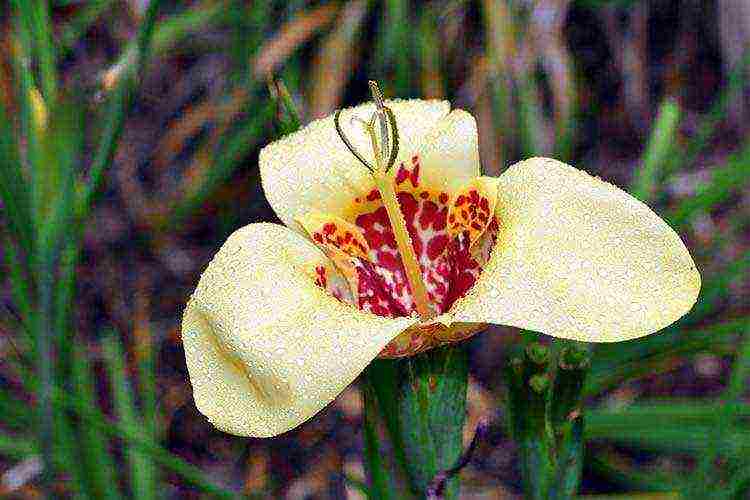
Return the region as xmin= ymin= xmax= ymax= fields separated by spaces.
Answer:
xmin=334 ymin=82 xmax=434 ymax=321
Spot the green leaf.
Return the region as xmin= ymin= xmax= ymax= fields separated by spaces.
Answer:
xmin=58 ymin=0 xmax=118 ymax=54
xmin=164 ymin=96 xmax=274 ymax=229
xmin=586 ymin=318 xmax=748 ymax=396
xmin=630 ymin=99 xmax=681 ymax=203
xmin=666 ymin=49 xmax=750 ymax=177
xmin=70 ymin=344 xmax=122 ymax=500
xmin=689 ymin=324 xmax=750 ymax=498
xmin=585 ymin=403 xmax=750 ymax=457
xmin=103 ymin=335 xmax=157 ymax=500
xmin=269 ymin=79 xmax=303 ymax=136
xmin=11 ymin=0 xmax=57 ymax=101
xmin=77 ymin=0 xmax=164 ymax=220
xmin=0 ymin=430 xmax=37 ymax=460
xmin=362 ymin=383 xmax=395 ymax=500
xmin=0 ymin=103 xmax=33 ymax=253
xmin=667 ymin=143 xmax=750 ymax=227
xmin=365 ymin=345 xmax=469 ymax=499
xmin=374 ymin=0 xmax=413 ymax=96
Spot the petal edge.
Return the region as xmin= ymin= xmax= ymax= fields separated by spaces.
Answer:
xmin=451 ymin=157 xmax=701 ymax=342
xmin=182 ymin=223 xmax=417 ymax=436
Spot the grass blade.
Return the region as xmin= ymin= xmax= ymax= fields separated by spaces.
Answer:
xmin=77 ymin=0 xmax=164 ymax=220
xmin=0 ymin=104 xmax=33 ymax=253
xmin=103 ymin=334 xmax=156 ymax=500
xmin=666 ymin=142 xmax=750 ymax=227
xmin=630 ymin=99 xmax=681 ymax=202
xmin=71 ymin=344 xmax=122 ymax=500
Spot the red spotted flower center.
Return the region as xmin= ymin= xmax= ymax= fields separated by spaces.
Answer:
xmin=301 ymin=155 xmax=499 ymax=320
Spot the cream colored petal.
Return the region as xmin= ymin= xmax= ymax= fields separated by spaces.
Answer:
xmin=182 ymin=223 xmax=417 ymax=437
xmin=260 ymin=99 xmax=450 ymax=231
xmin=412 ymin=109 xmax=482 ymax=193
xmin=450 ymin=157 xmax=701 ymax=342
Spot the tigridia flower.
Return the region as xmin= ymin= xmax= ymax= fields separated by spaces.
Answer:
xmin=182 ymin=90 xmax=700 ymax=438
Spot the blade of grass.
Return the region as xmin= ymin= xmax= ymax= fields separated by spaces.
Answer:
xmin=588 ymin=454 xmax=681 ymax=493
xmin=516 ymin=71 xmax=547 ymax=157
xmin=11 ymin=0 xmax=57 ymax=101
xmin=2 ymin=239 xmax=33 ymax=349
xmin=418 ymin=6 xmax=444 ymax=99
xmin=54 ymin=242 xmax=79 ymax=379
xmin=77 ymin=0 xmax=163 ymax=220
xmin=664 ymin=49 xmax=750 ymax=177
xmin=32 ymin=241 xmax=55 ymax=490
xmin=97 ymin=2 xmax=228 ymax=98
xmin=362 ymin=382 xmax=395 ymax=500
xmin=666 ymin=142 xmax=750 ymax=227
xmin=0 ymin=386 xmax=35 ymax=433
xmin=70 ymin=344 xmax=122 ymax=500
xmin=0 ymin=104 xmax=33 ymax=253
xmin=691 ymin=324 xmax=750 ymax=497
xmin=375 ymin=0 xmax=413 ymax=96
xmin=586 ymin=403 xmax=750 ymax=457
xmin=53 ymin=404 xmax=88 ymax=497
xmin=27 ymin=96 xmax=81 ymax=493
xmin=630 ymin=99 xmax=681 ymax=202
xmin=0 ymin=432 xmax=37 ymax=461
xmin=59 ymin=385 xmax=237 ymax=499
xmin=134 ymin=318 xmax=158 ymax=454
xmin=17 ymin=357 xmax=238 ymax=498
xmin=58 ymin=0 xmax=117 ymax=54
xmin=687 ymin=251 xmax=750 ymax=322
xmin=586 ymin=317 xmax=748 ymax=396
xmin=103 ymin=334 xmax=156 ymax=500
xmin=164 ymin=97 xmax=274 ymax=229
xmin=481 ymin=0 xmax=515 ymax=167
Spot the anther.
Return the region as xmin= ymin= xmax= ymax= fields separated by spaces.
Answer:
xmin=334 ymin=109 xmax=375 ymax=172
xmin=369 ymin=80 xmax=390 ymax=162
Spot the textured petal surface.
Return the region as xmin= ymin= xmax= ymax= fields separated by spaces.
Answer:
xmin=260 ymin=99 xmax=450 ymax=231
xmin=411 ymin=109 xmax=482 ymax=192
xmin=182 ymin=223 xmax=416 ymax=437
xmin=450 ymin=157 xmax=701 ymax=342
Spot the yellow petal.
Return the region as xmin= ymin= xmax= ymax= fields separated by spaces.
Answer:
xmin=297 ymin=211 xmax=371 ymax=299
xmin=450 ymin=157 xmax=701 ymax=342
xmin=408 ymin=109 xmax=482 ymax=193
xmin=182 ymin=223 xmax=417 ymax=437
xmin=297 ymin=211 xmax=371 ymax=260
xmin=260 ymin=99 xmax=450 ymax=231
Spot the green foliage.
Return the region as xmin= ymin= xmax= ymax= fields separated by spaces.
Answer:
xmin=506 ymin=342 xmax=590 ymax=499
xmin=365 ymin=345 xmax=469 ymax=499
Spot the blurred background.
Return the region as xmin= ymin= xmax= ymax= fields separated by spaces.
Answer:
xmin=0 ymin=0 xmax=749 ymax=498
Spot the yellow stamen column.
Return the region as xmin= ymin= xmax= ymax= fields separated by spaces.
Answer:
xmin=374 ymin=172 xmax=433 ymax=320
xmin=331 ymin=82 xmax=471 ymax=500
xmin=362 ymin=82 xmax=434 ymax=321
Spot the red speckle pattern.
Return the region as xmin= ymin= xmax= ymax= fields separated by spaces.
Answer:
xmin=305 ymin=156 xmax=500 ymax=356
xmin=349 ymin=165 xmax=497 ymax=317
xmin=394 ymin=155 xmax=421 ymax=188
xmin=310 ymin=221 xmax=369 ymax=259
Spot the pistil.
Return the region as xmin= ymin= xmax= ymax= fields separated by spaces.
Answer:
xmin=364 ymin=83 xmax=434 ymax=321
xmin=333 ymin=81 xmax=436 ymax=321
xmin=374 ymin=170 xmax=434 ymax=320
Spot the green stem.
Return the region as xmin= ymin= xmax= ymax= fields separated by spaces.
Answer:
xmin=363 ymin=344 xmax=469 ymax=499
xmin=507 ymin=341 xmax=590 ymax=500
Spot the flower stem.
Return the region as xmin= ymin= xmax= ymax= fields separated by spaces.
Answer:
xmin=506 ymin=341 xmax=590 ymax=500
xmin=362 ymin=344 xmax=469 ymax=499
